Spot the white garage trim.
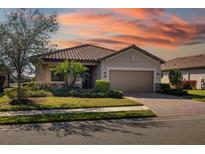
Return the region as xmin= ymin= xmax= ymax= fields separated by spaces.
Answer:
xmin=107 ymin=67 xmax=156 ymax=92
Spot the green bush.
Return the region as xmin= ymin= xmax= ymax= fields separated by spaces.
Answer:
xmin=168 ymin=89 xmax=188 ymax=96
xmin=78 ymin=89 xmax=95 ymax=98
xmin=38 ymin=83 xmax=53 ymax=92
xmin=168 ymin=69 xmax=183 ymax=88
xmin=96 ymin=80 xmax=110 ymax=93
xmin=108 ymin=89 xmax=123 ymax=98
xmin=22 ymin=82 xmax=39 ymax=91
xmin=160 ymin=83 xmax=171 ymax=93
xmin=68 ymin=89 xmax=79 ymax=97
xmin=4 ymin=87 xmax=31 ymax=99
xmin=91 ymin=92 xmax=107 ymax=98
xmin=30 ymin=90 xmax=52 ymax=97
xmin=52 ymin=87 xmax=70 ymax=97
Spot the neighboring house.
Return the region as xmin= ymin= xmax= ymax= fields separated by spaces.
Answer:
xmin=33 ymin=44 xmax=165 ymax=93
xmin=161 ymin=54 xmax=205 ymax=89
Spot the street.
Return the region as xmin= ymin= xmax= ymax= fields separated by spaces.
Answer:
xmin=0 ymin=116 xmax=205 ymax=144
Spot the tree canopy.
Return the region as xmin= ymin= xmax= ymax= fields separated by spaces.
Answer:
xmin=0 ymin=9 xmax=59 ymax=99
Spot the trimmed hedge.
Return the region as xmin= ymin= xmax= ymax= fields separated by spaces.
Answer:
xmin=96 ymin=80 xmax=110 ymax=93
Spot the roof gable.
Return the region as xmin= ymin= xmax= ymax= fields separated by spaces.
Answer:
xmin=101 ymin=44 xmax=165 ymax=63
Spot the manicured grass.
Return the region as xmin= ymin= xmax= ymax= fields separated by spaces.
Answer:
xmin=0 ymin=110 xmax=155 ymax=125
xmin=187 ymin=90 xmax=205 ymax=96
xmin=185 ymin=90 xmax=205 ymax=102
xmin=0 ymin=96 xmax=142 ymax=111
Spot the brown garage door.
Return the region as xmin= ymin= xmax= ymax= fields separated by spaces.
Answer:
xmin=109 ymin=70 xmax=154 ymax=93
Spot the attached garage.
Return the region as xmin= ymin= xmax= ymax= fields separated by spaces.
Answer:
xmin=109 ymin=69 xmax=154 ymax=93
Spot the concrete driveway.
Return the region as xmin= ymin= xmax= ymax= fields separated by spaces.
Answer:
xmin=125 ymin=93 xmax=205 ymax=117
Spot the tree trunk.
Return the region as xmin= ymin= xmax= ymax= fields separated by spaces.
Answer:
xmin=71 ymin=76 xmax=77 ymax=87
xmin=17 ymin=73 xmax=22 ymax=100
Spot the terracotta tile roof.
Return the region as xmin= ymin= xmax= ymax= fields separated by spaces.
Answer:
xmin=39 ymin=44 xmax=165 ymax=63
xmin=41 ymin=44 xmax=115 ymax=62
xmin=162 ymin=53 xmax=205 ymax=70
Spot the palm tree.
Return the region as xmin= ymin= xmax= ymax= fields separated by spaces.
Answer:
xmin=52 ymin=60 xmax=88 ymax=87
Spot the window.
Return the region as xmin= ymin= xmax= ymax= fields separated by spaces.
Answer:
xmin=51 ymin=71 xmax=64 ymax=82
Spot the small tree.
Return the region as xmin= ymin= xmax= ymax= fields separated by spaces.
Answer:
xmin=168 ymin=69 xmax=183 ymax=89
xmin=0 ymin=9 xmax=58 ymax=100
xmin=52 ymin=61 xmax=88 ymax=87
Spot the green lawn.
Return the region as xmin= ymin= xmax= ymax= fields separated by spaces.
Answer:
xmin=185 ymin=90 xmax=205 ymax=102
xmin=0 ymin=95 xmax=142 ymax=111
xmin=0 ymin=110 xmax=155 ymax=125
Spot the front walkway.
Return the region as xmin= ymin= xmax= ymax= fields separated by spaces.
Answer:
xmin=125 ymin=93 xmax=205 ymax=117
xmin=0 ymin=106 xmax=149 ymax=117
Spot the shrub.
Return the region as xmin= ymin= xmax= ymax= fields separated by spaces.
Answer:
xmin=23 ymin=82 xmax=39 ymax=91
xmin=68 ymin=89 xmax=79 ymax=97
xmin=108 ymin=89 xmax=123 ymax=98
xmin=38 ymin=83 xmax=53 ymax=92
xmin=160 ymin=83 xmax=171 ymax=93
xmin=96 ymin=80 xmax=110 ymax=93
xmin=78 ymin=89 xmax=95 ymax=98
xmin=52 ymin=87 xmax=70 ymax=97
xmin=168 ymin=69 xmax=183 ymax=88
xmin=92 ymin=92 xmax=107 ymax=98
xmin=30 ymin=90 xmax=52 ymax=97
xmin=182 ymin=80 xmax=197 ymax=90
xmin=168 ymin=88 xmax=188 ymax=96
xmin=4 ymin=87 xmax=31 ymax=99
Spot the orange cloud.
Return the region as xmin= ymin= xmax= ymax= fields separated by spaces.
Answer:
xmin=110 ymin=8 xmax=164 ymax=19
xmin=56 ymin=40 xmax=82 ymax=48
xmin=57 ymin=9 xmax=205 ymax=49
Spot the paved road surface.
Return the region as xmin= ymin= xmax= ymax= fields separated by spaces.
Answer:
xmin=126 ymin=93 xmax=205 ymax=117
xmin=0 ymin=116 xmax=205 ymax=144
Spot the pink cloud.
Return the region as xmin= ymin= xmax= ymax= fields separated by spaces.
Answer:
xmin=56 ymin=9 xmax=205 ymax=49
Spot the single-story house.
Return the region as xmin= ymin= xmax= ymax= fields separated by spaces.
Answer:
xmin=161 ymin=54 xmax=205 ymax=89
xmin=34 ymin=44 xmax=165 ymax=93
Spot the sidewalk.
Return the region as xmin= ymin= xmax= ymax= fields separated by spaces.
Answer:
xmin=0 ymin=106 xmax=150 ymax=117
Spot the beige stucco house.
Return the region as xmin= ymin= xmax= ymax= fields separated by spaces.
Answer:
xmin=161 ymin=54 xmax=205 ymax=89
xmin=34 ymin=44 xmax=165 ymax=93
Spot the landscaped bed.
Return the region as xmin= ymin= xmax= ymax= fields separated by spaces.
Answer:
xmin=185 ymin=90 xmax=205 ymax=102
xmin=0 ymin=110 xmax=155 ymax=125
xmin=160 ymin=84 xmax=205 ymax=102
xmin=0 ymin=95 xmax=142 ymax=111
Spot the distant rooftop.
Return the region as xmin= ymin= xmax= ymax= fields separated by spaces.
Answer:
xmin=162 ymin=53 xmax=205 ymax=70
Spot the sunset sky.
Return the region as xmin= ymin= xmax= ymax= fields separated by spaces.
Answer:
xmin=1 ymin=8 xmax=205 ymax=60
